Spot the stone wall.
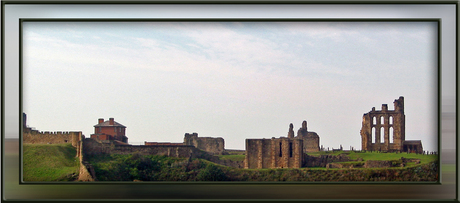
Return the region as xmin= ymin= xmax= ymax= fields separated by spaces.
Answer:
xmin=361 ymin=96 xmax=407 ymax=152
xmin=82 ymin=138 xmax=218 ymax=162
xmin=23 ymin=130 xmax=82 ymax=148
xmin=304 ymin=154 xmax=351 ymax=167
xmin=364 ymin=160 xmax=393 ymax=168
xmin=295 ymin=121 xmax=320 ymax=153
xmin=183 ymin=133 xmax=225 ymax=155
xmin=245 ymin=137 xmax=303 ymax=169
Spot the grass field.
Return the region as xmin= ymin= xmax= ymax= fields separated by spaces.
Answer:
xmin=23 ymin=143 xmax=80 ymax=181
xmin=306 ymin=151 xmax=437 ymax=170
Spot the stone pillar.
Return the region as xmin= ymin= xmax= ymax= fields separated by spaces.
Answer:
xmin=271 ymin=138 xmax=276 ymax=168
xmin=282 ymin=139 xmax=289 ymax=168
xmin=384 ymin=115 xmax=390 ymax=150
xmin=257 ymin=140 xmax=263 ymax=169
xmin=288 ymin=123 xmax=294 ymax=138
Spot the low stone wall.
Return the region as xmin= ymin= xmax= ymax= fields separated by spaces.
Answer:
xmin=217 ymin=159 xmax=245 ymax=168
xmin=364 ymin=160 xmax=392 ymax=168
xmin=304 ymin=154 xmax=351 ymax=167
xmin=82 ymin=138 xmax=219 ymax=162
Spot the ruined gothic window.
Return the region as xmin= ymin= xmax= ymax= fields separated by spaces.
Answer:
xmin=372 ymin=127 xmax=376 ymax=143
xmin=389 ymin=127 xmax=394 ymax=143
xmin=380 ymin=127 xmax=385 ymax=143
xmin=289 ymin=143 xmax=293 ymax=157
xmin=389 ymin=116 xmax=393 ymax=125
xmin=373 ymin=117 xmax=376 ymax=125
xmin=380 ymin=116 xmax=384 ymax=125
xmin=279 ymin=142 xmax=282 ymax=157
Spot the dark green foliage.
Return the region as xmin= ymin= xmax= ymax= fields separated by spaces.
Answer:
xmin=87 ymin=152 xmax=438 ymax=182
xmin=196 ymin=164 xmax=228 ymax=181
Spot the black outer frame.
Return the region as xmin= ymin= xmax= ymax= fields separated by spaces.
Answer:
xmin=2 ymin=1 xmax=457 ymax=202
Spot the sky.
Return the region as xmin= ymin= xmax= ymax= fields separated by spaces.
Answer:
xmin=22 ymin=21 xmax=438 ymax=151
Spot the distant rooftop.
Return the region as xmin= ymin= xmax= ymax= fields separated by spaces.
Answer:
xmin=94 ymin=120 xmax=126 ymax=128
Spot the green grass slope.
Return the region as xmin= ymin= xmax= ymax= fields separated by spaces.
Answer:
xmin=23 ymin=143 xmax=80 ymax=181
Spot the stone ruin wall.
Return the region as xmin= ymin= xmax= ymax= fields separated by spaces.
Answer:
xmin=295 ymin=121 xmax=320 ymax=153
xmin=184 ymin=133 xmax=225 ymax=155
xmin=23 ymin=130 xmax=82 ymax=147
xmin=245 ymin=138 xmax=303 ymax=169
xmin=82 ymin=138 xmax=215 ymax=161
xmin=304 ymin=132 xmax=320 ymax=152
xmin=361 ymin=96 xmax=406 ymax=152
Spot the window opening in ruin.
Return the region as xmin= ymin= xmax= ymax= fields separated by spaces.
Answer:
xmin=372 ymin=127 xmax=376 ymax=143
xmin=389 ymin=127 xmax=394 ymax=143
xmin=389 ymin=116 xmax=393 ymax=125
xmin=279 ymin=142 xmax=282 ymax=157
xmin=380 ymin=127 xmax=385 ymax=143
xmin=381 ymin=116 xmax=384 ymax=125
xmin=373 ymin=117 xmax=376 ymax=125
xmin=289 ymin=143 xmax=293 ymax=157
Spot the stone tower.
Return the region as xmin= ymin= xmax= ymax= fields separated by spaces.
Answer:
xmin=296 ymin=120 xmax=320 ymax=153
xmin=360 ymin=96 xmax=405 ymax=152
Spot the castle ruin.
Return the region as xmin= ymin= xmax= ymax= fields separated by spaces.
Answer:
xmin=360 ymin=96 xmax=423 ymax=153
xmin=296 ymin=121 xmax=320 ymax=153
xmin=244 ymin=120 xmax=320 ymax=169
xmin=184 ymin=132 xmax=225 ymax=155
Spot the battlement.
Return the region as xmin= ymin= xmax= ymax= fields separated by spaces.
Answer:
xmin=23 ymin=129 xmax=83 ymax=148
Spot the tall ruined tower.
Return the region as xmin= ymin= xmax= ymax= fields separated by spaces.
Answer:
xmin=296 ymin=120 xmax=320 ymax=153
xmin=360 ymin=96 xmax=405 ymax=152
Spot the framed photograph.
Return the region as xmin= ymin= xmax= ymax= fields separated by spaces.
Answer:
xmin=3 ymin=1 xmax=457 ymax=201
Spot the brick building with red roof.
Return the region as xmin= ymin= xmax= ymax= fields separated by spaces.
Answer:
xmin=90 ymin=118 xmax=128 ymax=143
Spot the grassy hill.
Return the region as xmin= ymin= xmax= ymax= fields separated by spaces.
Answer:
xmin=23 ymin=143 xmax=80 ymax=181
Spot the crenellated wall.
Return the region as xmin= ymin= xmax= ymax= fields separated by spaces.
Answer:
xmin=23 ymin=130 xmax=83 ymax=148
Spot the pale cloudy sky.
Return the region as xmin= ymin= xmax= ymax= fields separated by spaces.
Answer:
xmin=22 ymin=21 xmax=438 ymax=151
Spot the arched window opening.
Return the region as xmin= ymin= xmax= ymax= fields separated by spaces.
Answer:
xmin=289 ymin=143 xmax=293 ymax=157
xmin=381 ymin=116 xmax=384 ymax=125
xmin=373 ymin=117 xmax=376 ymax=125
xmin=389 ymin=116 xmax=393 ymax=125
xmin=372 ymin=127 xmax=376 ymax=143
xmin=389 ymin=127 xmax=394 ymax=143
xmin=380 ymin=127 xmax=385 ymax=143
xmin=279 ymin=142 xmax=282 ymax=157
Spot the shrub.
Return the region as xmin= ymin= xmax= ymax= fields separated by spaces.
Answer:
xmin=196 ymin=164 xmax=228 ymax=181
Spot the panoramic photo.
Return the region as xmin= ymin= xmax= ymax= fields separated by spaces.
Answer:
xmin=22 ymin=21 xmax=438 ymax=182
